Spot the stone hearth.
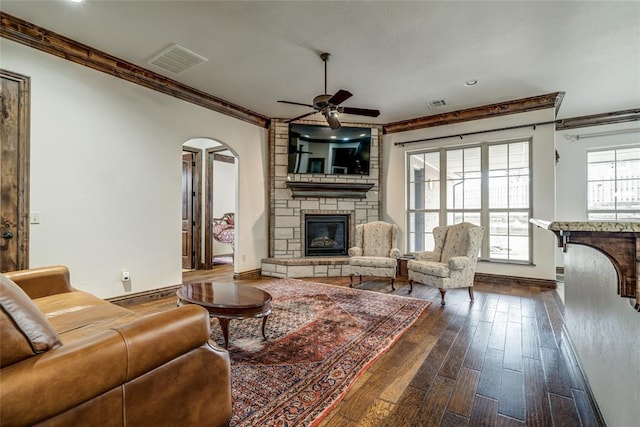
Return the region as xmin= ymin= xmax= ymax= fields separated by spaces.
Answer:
xmin=262 ymin=120 xmax=383 ymax=278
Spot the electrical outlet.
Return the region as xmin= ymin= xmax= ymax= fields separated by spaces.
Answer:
xmin=121 ymin=270 xmax=130 ymax=282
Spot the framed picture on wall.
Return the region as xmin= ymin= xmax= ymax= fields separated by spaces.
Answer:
xmin=308 ymin=158 xmax=325 ymax=173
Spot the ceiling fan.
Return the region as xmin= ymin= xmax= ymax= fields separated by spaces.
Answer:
xmin=278 ymin=52 xmax=380 ymax=130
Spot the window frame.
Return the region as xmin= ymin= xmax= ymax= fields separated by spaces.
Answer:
xmin=406 ymin=137 xmax=533 ymax=264
xmin=586 ymin=145 xmax=640 ymax=220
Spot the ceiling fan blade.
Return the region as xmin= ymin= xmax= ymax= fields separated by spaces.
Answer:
xmin=327 ymin=89 xmax=353 ymax=106
xmin=285 ymin=110 xmax=318 ymax=123
xmin=326 ymin=114 xmax=341 ymax=130
xmin=278 ymin=100 xmax=316 ymax=108
xmin=341 ymin=107 xmax=381 ymax=117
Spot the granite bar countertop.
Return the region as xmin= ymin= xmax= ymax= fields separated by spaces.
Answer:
xmin=530 ymin=219 xmax=640 ymax=233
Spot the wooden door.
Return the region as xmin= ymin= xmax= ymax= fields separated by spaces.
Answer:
xmin=1 ymin=71 xmax=30 ymax=272
xmin=182 ymin=152 xmax=194 ymax=269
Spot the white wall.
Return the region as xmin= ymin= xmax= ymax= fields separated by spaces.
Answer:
xmin=1 ymin=39 xmax=268 ymax=298
xmin=383 ymin=109 xmax=557 ymax=280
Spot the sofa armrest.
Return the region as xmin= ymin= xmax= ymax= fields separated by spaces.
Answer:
xmin=0 ymin=305 xmax=216 ymax=426
xmin=415 ymin=251 xmax=440 ymax=262
xmin=448 ymin=256 xmax=470 ymax=270
xmin=348 ymin=246 xmax=362 ymax=257
xmin=4 ymin=265 xmax=74 ymax=299
xmin=113 ymin=305 xmax=212 ymax=380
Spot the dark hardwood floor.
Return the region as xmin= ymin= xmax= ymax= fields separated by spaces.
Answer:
xmin=124 ymin=266 xmax=601 ymax=427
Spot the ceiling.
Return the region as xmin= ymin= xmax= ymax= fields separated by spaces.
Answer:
xmin=2 ymin=1 xmax=639 ymax=124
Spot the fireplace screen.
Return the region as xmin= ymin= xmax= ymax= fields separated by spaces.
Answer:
xmin=304 ymin=215 xmax=349 ymax=256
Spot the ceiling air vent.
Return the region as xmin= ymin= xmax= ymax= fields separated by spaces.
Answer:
xmin=148 ymin=44 xmax=208 ymax=74
xmin=426 ymin=99 xmax=447 ymax=108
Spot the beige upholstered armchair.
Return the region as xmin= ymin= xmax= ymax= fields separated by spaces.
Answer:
xmin=348 ymin=221 xmax=401 ymax=290
xmin=407 ymin=222 xmax=484 ymax=305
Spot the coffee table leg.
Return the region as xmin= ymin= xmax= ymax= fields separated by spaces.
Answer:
xmin=218 ymin=318 xmax=230 ymax=349
xmin=261 ymin=315 xmax=269 ymax=341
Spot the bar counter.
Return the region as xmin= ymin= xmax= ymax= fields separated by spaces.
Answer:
xmin=530 ymin=219 xmax=640 ymax=307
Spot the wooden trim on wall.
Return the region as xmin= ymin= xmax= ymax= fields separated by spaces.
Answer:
xmin=182 ymin=146 xmax=202 ymax=269
xmin=474 ymin=272 xmax=557 ymax=289
xmin=233 ymin=268 xmax=262 ymax=279
xmin=205 ymin=149 xmax=214 ymax=270
xmin=213 ymin=153 xmax=235 ymax=164
xmin=0 ymin=12 xmax=269 ymax=128
xmin=383 ymin=92 xmax=565 ymax=135
xmin=556 ymin=108 xmax=640 ymax=130
xmin=108 ymin=284 xmax=182 ymax=307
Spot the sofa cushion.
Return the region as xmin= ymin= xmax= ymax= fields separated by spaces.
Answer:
xmin=0 ymin=275 xmax=62 ymax=367
xmin=35 ymin=291 xmax=140 ymax=343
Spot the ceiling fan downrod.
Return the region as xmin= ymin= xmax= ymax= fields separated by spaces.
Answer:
xmin=320 ymin=52 xmax=330 ymax=95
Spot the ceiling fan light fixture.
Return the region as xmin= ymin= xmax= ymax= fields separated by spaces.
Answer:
xmin=278 ymin=52 xmax=380 ymax=129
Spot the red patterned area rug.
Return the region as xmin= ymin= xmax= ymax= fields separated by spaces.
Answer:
xmin=209 ymin=278 xmax=431 ymax=426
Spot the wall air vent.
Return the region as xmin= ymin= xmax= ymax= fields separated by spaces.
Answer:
xmin=426 ymin=99 xmax=447 ymax=108
xmin=148 ymin=44 xmax=208 ymax=74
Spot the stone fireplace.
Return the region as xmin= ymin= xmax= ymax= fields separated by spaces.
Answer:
xmin=261 ymin=120 xmax=383 ymax=278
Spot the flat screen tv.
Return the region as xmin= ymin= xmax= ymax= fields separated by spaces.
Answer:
xmin=287 ymin=124 xmax=371 ymax=175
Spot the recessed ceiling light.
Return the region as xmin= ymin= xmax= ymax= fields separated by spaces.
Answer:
xmin=464 ymin=79 xmax=479 ymax=87
xmin=69 ymin=0 xmax=84 ymax=3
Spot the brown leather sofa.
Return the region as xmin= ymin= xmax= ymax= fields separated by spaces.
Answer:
xmin=1 ymin=265 xmax=232 ymax=426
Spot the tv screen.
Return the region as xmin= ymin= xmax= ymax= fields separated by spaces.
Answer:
xmin=287 ymin=124 xmax=371 ymax=175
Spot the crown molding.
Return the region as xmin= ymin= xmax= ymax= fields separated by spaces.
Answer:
xmin=0 ymin=12 xmax=270 ymax=128
xmin=383 ymin=92 xmax=565 ymax=134
xmin=4 ymin=11 xmax=635 ymax=135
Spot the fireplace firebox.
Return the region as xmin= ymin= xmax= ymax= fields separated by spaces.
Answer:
xmin=304 ymin=215 xmax=349 ymax=256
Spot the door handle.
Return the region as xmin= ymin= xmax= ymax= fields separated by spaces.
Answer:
xmin=1 ymin=220 xmax=13 ymax=239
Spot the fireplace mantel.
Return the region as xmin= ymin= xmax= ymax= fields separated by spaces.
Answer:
xmin=286 ymin=181 xmax=375 ymax=199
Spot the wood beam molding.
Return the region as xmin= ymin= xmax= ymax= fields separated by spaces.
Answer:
xmin=383 ymin=92 xmax=565 ymax=135
xmin=0 ymin=12 xmax=270 ymax=128
xmin=213 ymin=153 xmax=235 ymax=164
xmin=556 ymin=108 xmax=640 ymax=131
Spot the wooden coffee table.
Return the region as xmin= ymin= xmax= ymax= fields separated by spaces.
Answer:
xmin=177 ymin=282 xmax=272 ymax=349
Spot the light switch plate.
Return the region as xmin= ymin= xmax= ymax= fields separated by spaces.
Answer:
xmin=30 ymin=212 xmax=40 ymax=224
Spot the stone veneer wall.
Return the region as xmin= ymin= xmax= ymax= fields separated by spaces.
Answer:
xmin=262 ymin=119 xmax=383 ymax=278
